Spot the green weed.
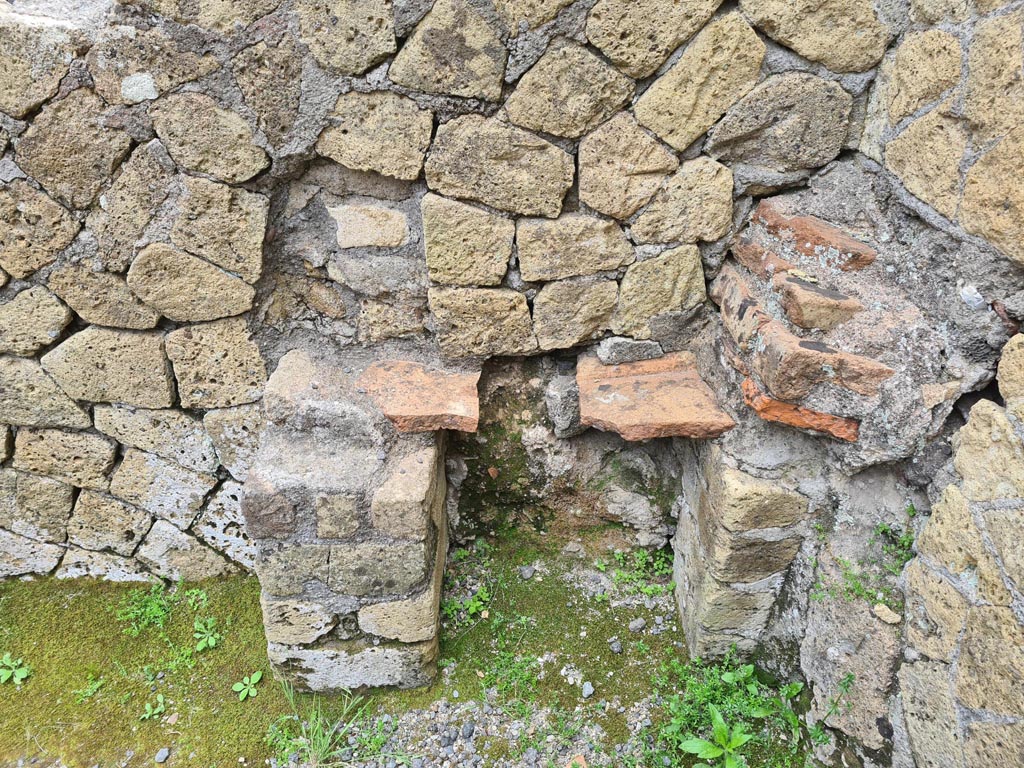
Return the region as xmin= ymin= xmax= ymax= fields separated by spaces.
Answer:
xmin=233 ymin=671 xmax=263 ymax=701
xmin=72 ymin=673 xmax=105 ymax=704
xmin=0 ymin=652 xmax=30 ymax=686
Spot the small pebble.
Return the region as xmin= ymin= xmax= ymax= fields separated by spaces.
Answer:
xmin=462 ymin=721 xmax=475 ymax=739
xmin=519 ymin=565 xmax=536 ymax=580
xmin=155 ymin=749 xmax=169 ymax=764
xmin=582 ymin=682 xmax=595 ymax=699
xmin=609 ymin=638 xmax=623 ymax=654
xmin=628 ymin=618 xmax=647 ymax=633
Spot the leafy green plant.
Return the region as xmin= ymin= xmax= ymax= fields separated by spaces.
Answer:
xmin=140 ymin=693 xmax=166 ymax=721
xmin=679 ymin=704 xmax=753 ymax=768
xmin=115 ymin=584 xmax=174 ymax=636
xmin=265 ymin=681 xmax=369 ymax=765
xmin=441 ymin=583 xmax=491 ymax=630
xmin=72 ymin=673 xmax=104 ymax=704
xmin=0 ymin=652 xmax=30 ymax=685
xmin=184 ymin=588 xmax=209 ymax=611
xmin=810 ymin=673 xmax=856 ymax=745
xmin=193 ymin=617 xmax=223 ymax=652
xmin=607 ymin=548 xmax=675 ymax=597
xmin=232 ymin=670 xmax=263 ymax=701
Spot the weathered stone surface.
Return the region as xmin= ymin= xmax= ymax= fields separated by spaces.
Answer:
xmin=428 ymin=287 xmax=538 ymax=358
xmin=296 ymin=0 xmax=396 ymax=75
xmin=371 ymin=445 xmax=444 ymax=540
xmin=1 ymin=426 xmax=9 ymax=463
xmin=586 ymin=0 xmax=723 ymax=79
xmin=702 ymin=519 xmax=802 ymax=583
xmin=494 ymin=0 xmax=573 ymax=30
xmin=194 ymin=481 xmax=256 ymax=570
xmin=953 ymin=399 xmax=1024 ymax=503
xmin=151 ymin=93 xmax=268 ymax=184
xmin=964 ymin=721 xmax=1024 ymax=766
xmin=983 ymin=509 xmax=1024 ymax=592
xmin=317 ymin=91 xmax=433 ymax=181
xmin=634 ymin=14 xmax=765 ymax=152
xmin=706 ymin=74 xmax=852 ymax=176
xmin=67 ymin=491 xmax=152 ymax=557
xmin=266 ymin=639 xmax=437 ymax=691
xmin=171 ymin=177 xmax=268 ymax=284
xmin=577 ymin=352 xmax=735 ymax=440
xmin=390 ymin=0 xmax=506 ymax=101
xmin=315 ymin=494 xmax=360 ymax=539
xmin=48 ymin=265 xmax=161 ymax=330
xmin=261 ymin=597 xmax=337 ymax=645
xmin=136 ymin=519 xmax=234 ymax=582
xmin=89 ymin=140 xmax=174 ymax=272
xmin=329 ymin=540 xmax=429 ymax=597
xmin=910 ymin=0 xmax=969 ymax=22
xmin=257 ymin=545 xmax=330 ymax=596
xmin=204 ymin=404 xmax=263 ymax=481
xmin=95 ymin=405 xmax=218 ymax=473
xmin=517 ymin=214 xmax=633 ymax=282
xmin=899 ymin=662 xmax=963 ymax=768
xmin=0 ymin=529 xmax=63 ymax=578
xmin=421 ymin=194 xmax=514 ymax=286
xmin=578 ymin=112 xmax=678 ymax=220
xmin=773 ymin=273 xmax=864 ymax=331
xmin=0 ymin=180 xmax=80 ymax=279
xmin=961 ymin=126 xmax=1024 ymax=267
xmin=17 ymin=89 xmax=132 ymax=209
xmin=631 ymin=159 xmax=733 ymax=245
xmin=127 ymin=243 xmax=255 ymax=322
xmin=612 ymin=246 xmax=705 ymax=340
xmin=917 ymin=484 xmax=1010 ymax=604
xmin=13 ymin=429 xmax=116 ymax=490
xmin=359 ymin=529 xmax=445 ymax=642
xmin=998 ymin=334 xmax=1024 ymax=401
xmin=57 ymin=548 xmax=154 ymax=582
xmin=956 ymin=606 xmax=1024 ymax=716
xmin=0 ymin=288 xmax=71 ymax=356
xmin=965 ymin=11 xmax=1024 ymax=143
xmin=1 ymin=470 xmax=73 ymax=544
xmin=904 ymin=558 xmax=968 ymax=662
xmin=425 ymin=115 xmax=574 ymax=218
xmin=533 ymin=279 xmax=618 ymax=351
xmin=885 ymin=105 xmax=966 ymax=219
xmin=0 ymin=14 xmax=78 ymax=118
xmin=359 ymin=361 xmax=481 ymax=432
xmin=739 ymin=0 xmax=889 ymax=73
xmin=595 ymin=337 xmax=663 ymax=365
xmin=327 ymin=204 xmax=410 ymax=249
xmin=233 ymin=38 xmax=303 ymax=147
xmin=110 ymin=449 xmax=218 ymax=530
xmin=741 ymin=378 xmax=860 ymax=441
xmin=705 ymin=458 xmax=807 ymax=532
xmin=87 ymin=25 xmax=219 ymax=105
xmin=754 ymin=199 xmax=877 ymax=270
xmin=139 ymin=0 xmax=282 ymax=31
xmin=166 ymin=319 xmax=267 ymax=409
xmin=887 ymin=30 xmax=961 ymax=124
xmin=504 ymin=41 xmax=632 ymax=139
xmin=0 ymin=357 xmax=90 ymax=429
xmin=41 ymin=328 xmax=174 ymax=409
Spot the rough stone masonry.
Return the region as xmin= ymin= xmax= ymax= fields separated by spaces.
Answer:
xmin=1 ymin=0 xmax=1023 ymax=765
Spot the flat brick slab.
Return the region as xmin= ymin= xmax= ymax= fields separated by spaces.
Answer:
xmin=358 ymin=360 xmax=480 ymax=433
xmin=755 ymin=199 xmax=876 ymax=271
xmin=742 ymin=378 xmax=859 ymax=442
xmin=577 ymin=352 xmax=735 ymax=441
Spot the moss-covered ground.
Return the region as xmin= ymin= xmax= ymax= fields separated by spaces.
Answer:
xmin=0 ymin=528 xmax=813 ymax=767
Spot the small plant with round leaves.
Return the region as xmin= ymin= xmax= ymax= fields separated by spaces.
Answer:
xmin=233 ymin=670 xmax=263 ymax=701
xmin=193 ymin=617 xmax=223 ymax=652
xmin=0 ymin=653 xmax=31 ymax=686
xmin=140 ymin=693 xmax=166 ymax=721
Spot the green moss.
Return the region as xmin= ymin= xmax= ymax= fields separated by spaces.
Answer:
xmin=0 ymin=575 xmax=296 ymax=765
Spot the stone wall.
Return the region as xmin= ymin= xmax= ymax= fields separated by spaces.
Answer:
xmin=1 ymin=0 xmax=1024 ymax=762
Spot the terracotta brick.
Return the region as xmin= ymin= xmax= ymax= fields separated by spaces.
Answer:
xmin=730 ymin=237 xmax=794 ymax=279
xmin=773 ymin=273 xmax=864 ymax=330
xmin=576 ymin=352 xmax=735 ymax=441
xmin=358 ymin=360 xmax=481 ymax=433
xmin=741 ymin=378 xmax=860 ymax=442
xmin=754 ymin=199 xmax=876 ymax=270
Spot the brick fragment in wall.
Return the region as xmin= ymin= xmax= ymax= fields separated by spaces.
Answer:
xmin=752 ymin=199 xmax=877 ymax=271
xmin=772 ymin=273 xmax=864 ymax=331
xmin=740 ymin=378 xmax=860 ymax=442
xmin=358 ymin=361 xmax=480 ymax=433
